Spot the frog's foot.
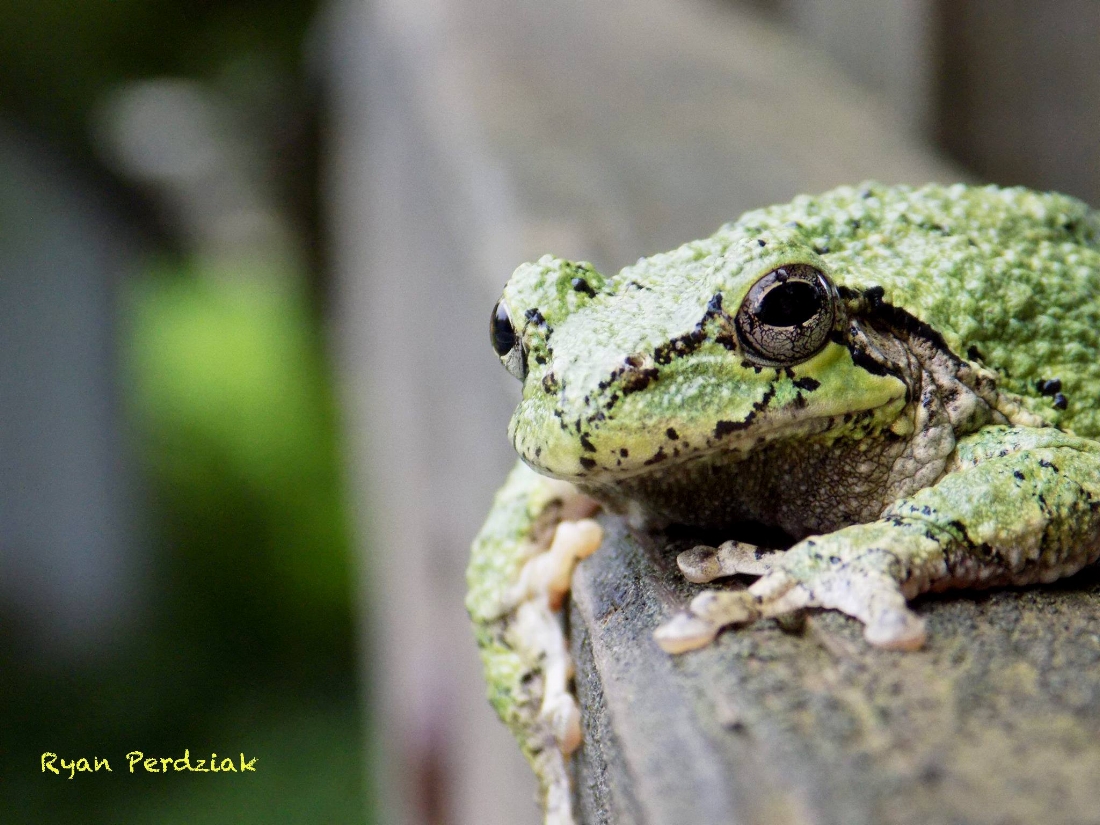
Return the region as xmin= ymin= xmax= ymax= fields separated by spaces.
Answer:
xmin=656 ymin=544 xmax=927 ymax=653
xmin=499 ymin=498 xmax=602 ymax=825
xmin=506 ymin=517 xmax=603 ymax=614
xmin=677 ymin=540 xmax=785 ymax=583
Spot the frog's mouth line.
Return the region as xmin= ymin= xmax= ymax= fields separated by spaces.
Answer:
xmin=522 ymin=397 xmax=899 ymax=485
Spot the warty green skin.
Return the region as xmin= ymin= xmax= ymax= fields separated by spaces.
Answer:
xmin=468 ymin=183 xmax=1100 ymax=806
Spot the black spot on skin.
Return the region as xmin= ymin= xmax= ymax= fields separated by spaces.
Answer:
xmin=1039 ymin=459 xmax=1058 ymax=471
xmin=579 ymin=457 xmax=597 ymax=471
xmin=1037 ymin=378 xmax=1062 ymax=396
xmin=813 ymin=246 xmax=830 ymax=255
xmin=619 ymin=448 xmax=629 ymax=457
xmin=757 ymin=239 xmax=767 ymax=247
xmin=752 ymin=385 xmax=776 ymax=413
xmin=865 ymin=285 xmax=886 ymax=307
xmin=1053 ymin=392 xmax=1068 ymax=410
xmin=1013 ymin=470 xmax=1025 ymax=481
xmin=967 ymin=345 xmax=984 ymax=362
xmin=793 ymin=376 xmax=820 ymax=391
xmin=525 ymin=308 xmax=546 ymax=326
xmin=870 ymin=296 xmax=956 ymax=359
xmin=621 ymin=368 xmax=659 ymax=395
xmin=715 ymin=332 xmax=737 ymax=351
xmin=643 ymin=448 xmax=668 ymax=466
xmin=542 ymin=373 xmax=559 ymax=393
xmin=626 ymin=280 xmax=648 ymax=291
xmin=652 ymin=293 xmax=733 ymax=365
xmin=714 ymin=414 xmax=755 ymax=438
xmin=849 ymin=345 xmax=891 ymax=377
xmin=571 ymin=277 xmax=597 ymax=297
xmin=666 ymin=427 xmax=679 ymax=440
xmin=654 ymin=328 xmax=706 ymax=364
xmin=534 ymin=354 xmax=547 ymax=365
xmin=535 ymin=447 xmax=542 ymax=458
xmin=794 ymin=393 xmax=806 ymax=409
xmin=579 ymin=434 xmax=596 ymax=452
xmin=850 ymin=219 xmax=861 ymax=230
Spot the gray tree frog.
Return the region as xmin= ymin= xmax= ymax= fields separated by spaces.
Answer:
xmin=467 ymin=183 xmax=1100 ymax=823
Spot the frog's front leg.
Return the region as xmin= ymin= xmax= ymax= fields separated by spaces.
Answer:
xmin=656 ymin=427 xmax=1100 ymax=653
xmin=467 ymin=461 xmax=602 ymax=825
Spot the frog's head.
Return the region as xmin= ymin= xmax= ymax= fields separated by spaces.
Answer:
xmin=490 ymin=228 xmax=908 ymax=488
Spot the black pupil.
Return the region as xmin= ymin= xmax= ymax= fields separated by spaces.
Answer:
xmin=491 ymin=303 xmax=516 ymax=355
xmin=757 ymin=280 xmax=822 ymax=327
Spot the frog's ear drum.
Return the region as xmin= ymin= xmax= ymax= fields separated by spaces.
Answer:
xmin=491 ymin=300 xmax=528 ymax=380
xmin=735 ymin=264 xmax=837 ymax=366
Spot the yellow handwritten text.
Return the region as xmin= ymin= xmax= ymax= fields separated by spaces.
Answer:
xmin=41 ymin=750 xmax=256 ymax=777
xmin=41 ymin=753 xmax=112 ymax=779
xmin=126 ymin=750 xmax=257 ymax=773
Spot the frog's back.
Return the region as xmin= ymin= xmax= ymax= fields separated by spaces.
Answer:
xmin=726 ymin=183 xmax=1100 ymax=437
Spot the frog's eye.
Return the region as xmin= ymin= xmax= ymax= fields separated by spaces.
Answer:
xmin=491 ymin=300 xmax=527 ymax=380
xmin=735 ymin=264 xmax=836 ymax=365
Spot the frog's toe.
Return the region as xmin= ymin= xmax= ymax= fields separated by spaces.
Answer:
xmin=541 ymin=691 xmax=583 ymax=754
xmin=653 ymin=611 xmax=719 ymax=653
xmin=657 ymin=574 xmax=814 ymax=654
xmin=676 ymin=540 xmax=776 ymax=583
xmin=803 ymin=570 xmax=927 ymax=650
xmin=676 ymin=545 xmax=725 ymax=583
xmin=862 ymin=608 xmax=927 ymax=650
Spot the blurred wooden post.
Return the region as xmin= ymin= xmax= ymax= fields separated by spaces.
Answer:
xmin=325 ymin=0 xmax=963 ymax=822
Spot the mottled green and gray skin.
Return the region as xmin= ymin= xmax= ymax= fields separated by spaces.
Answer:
xmin=467 ymin=462 xmax=579 ymax=805
xmin=469 ymin=183 xmax=1100 ymax=798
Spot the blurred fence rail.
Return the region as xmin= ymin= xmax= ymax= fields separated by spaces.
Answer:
xmin=325 ymin=0 xmax=1096 ymax=823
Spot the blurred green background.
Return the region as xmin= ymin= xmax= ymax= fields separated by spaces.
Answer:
xmin=0 ymin=1 xmax=369 ymax=822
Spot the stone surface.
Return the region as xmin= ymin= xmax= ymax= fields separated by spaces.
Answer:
xmin=571 ymin=516 xmax=1100 ymax=825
